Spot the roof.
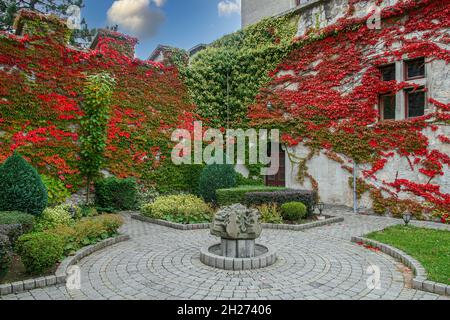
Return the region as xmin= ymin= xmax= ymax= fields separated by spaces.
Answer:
xmin=147 ymin=44 xmax=178 ymax=61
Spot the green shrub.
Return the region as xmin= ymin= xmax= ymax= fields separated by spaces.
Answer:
xmin=198 ymin=164 xmax=237 ymax=203
xmin=95 ymin=177 xmax=137 ymax=211
xmin=141 ymin=194 xmax=212 ymax=224
xmin=148 ymin=163 xmax=205 ymax=194
xmin=236 ymin=173 xmax=264 ymax=186
xmin=46 ymin=214 xmax=123 ymax=255
xmin=0 ymin=153 xmax=48 ymax=216
xmin=216 ymin=186 xmax=286 ymax=207
xmin=0 ymin=211 xmax=35 ymax=233
xmin=41 ymin=175 xmax=71 ymax=206
xmin=244 ymin=190 xmax=317 ymax=216
xmin=35 ymin=205 xmax=73 ymax=231
xmin=16 ymin=232 xmax=65 ymax=274
xmin=280 ymin=202 xmax=307 ymax=221
xmin=258 ymin=203 xmax=283 ymax=224
xmin=136 ymin=185 xmax=160 ymax=208
xmin=0 ymin=234 xmax=12 ymax=277
xmin=0 ymin=224 xmax=23 ymax=247
xmin=80 ymin=206 xmax=98 ymax=218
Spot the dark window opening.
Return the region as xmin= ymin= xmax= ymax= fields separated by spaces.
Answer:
xmin=379 ymin=64 xmax=396 ymax=81
xmin=380 ymin=94 xmax=396 ymax=120
xmin=405 ymin=58 xmax=425 ymax=80
xmin=406 ymin=88 xmax=425 ymax=118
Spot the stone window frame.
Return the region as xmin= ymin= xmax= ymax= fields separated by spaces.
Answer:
xmin=377 ymin=57 xmax=428 ymax=121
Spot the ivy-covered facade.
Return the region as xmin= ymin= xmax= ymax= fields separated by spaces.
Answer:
xmin=0 ymin=10 xmax=196 ymax=193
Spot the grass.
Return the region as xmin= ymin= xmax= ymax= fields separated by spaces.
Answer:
xmin=366 ymin=225 xmax=450 ymax=285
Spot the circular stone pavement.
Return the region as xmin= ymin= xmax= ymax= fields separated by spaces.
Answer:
xmin=1 ymin=209 xmax=448 ymax=300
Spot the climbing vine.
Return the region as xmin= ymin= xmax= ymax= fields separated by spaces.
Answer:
xmin=183 ymin=13 xmax=299 ymax=129
xmin=0 ymin=11 xmax=196 ymax=192
xmin=79 ymin=73 xmax=115 ymax=203
xmin=249 ymin=0 xmax=450 ymax=216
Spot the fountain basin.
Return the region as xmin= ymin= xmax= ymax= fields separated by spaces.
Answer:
xmin=200 ymin=243 xmax=277 ymax=271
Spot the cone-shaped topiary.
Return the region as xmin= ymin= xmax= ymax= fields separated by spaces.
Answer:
xmin=198 ymin=164 xmax=237 ymax=204
xmin=0 ymin=153 xmax=48 ymax=216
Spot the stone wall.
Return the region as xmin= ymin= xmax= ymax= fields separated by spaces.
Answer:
xmin=277 ymin=1 xmax=450 ymax=209
xmin=241 ymin=0 xmax=296 ymax=27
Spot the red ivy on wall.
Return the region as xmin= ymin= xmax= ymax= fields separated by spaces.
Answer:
xmin=0 ymin=20 xmax=195 ymax=190
xmin=249 ymin=0 xmax=450 ymax=212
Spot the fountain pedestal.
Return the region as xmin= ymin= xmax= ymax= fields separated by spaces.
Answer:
xmin=221 ymin=239 xmax=255 ymax=258
xmin=200 ymin=204 xmax=277 ymax=270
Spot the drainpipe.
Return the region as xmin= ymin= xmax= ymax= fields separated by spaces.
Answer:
xmin=353 ymin=160 xmax=358 ymax=214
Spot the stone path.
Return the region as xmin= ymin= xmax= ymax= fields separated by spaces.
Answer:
xmin=1 ymin=207 xmax=449 ymax=300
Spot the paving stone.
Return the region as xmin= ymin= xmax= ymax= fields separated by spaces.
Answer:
xmin=1 ymin=209 xmax=446 ymax=300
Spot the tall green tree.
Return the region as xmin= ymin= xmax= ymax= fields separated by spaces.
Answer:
xmin=79 ymin=73 xmax=115 ymax=204
xmin=0 ymin=0 xmax=95 ymax=45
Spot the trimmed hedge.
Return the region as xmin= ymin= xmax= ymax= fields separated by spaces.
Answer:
xmin=216 ymin=186 xmax=286 ymax=207
xmin=244 ymin=189 xmax=318 ymax=216
xmin=16 ymin=232 xmax=65 ymax=274
xmin=281 ymin=202 xmax=307 ymax=221
xmin=0 ymin=234 xmax=11 ymax=277
xmin=0 ymin=153 xmax=48 ymax=216
xmin=141 ymin=195 xmax=212 ymax=224
xmin=95 ymin=177 xmax=138 ymax=211
xmin=0 ymin=211 xmax=35 ymax=233
xmin=198 ymin=164 xmax=237 ymax=204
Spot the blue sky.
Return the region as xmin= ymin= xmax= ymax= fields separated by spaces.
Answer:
xmin=82 ymin=0 xmax=241 ymax=59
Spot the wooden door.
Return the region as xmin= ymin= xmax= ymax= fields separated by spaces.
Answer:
xmin=265 ymin=144 xmax=286 ymax=187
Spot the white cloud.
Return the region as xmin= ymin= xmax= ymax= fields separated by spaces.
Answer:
xmin=151 ymin=0 xmax=166 ymax=7
xmin=218 ymin=0 xmax=241 ymax=16
xmin=107 ymin=0 xmax=165 ymax=39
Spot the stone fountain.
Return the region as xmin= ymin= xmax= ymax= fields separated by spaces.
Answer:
xmin=200 ymin=204 xmax=277 ymax=271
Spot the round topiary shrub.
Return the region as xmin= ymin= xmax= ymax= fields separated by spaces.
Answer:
xmin=281 ymin=202 xmax=307 ymax=222
xmin=198 ymin=164 xmax=237 ymax=204
xmin=0 ymin=153 xmax=48 ymax=216
xmin=16 ymin=232 xmax=65 ymax=274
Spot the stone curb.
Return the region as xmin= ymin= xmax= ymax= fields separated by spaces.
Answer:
xmin=132 ymin=214 xmax=344 ymax=231
xmin=132 ymin=214 xmax=211 ymax=230
xmin=0 ymin=234 xmax=130 ymax=296
xmin=351 ymin=236 xmax=450 ymax=297
xmin=262 ymin=216 xmax=344 ymax=231
xmin=200 ymin=244 xmax=277 ymax=271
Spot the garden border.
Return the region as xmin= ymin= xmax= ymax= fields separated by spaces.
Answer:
xmin=131 ymin=214 xmax=344 ymax=231
xmin=351 ymin=236 xmax=450 ymax=297
xmin=0 ymin=234 xmax=130 ymax=296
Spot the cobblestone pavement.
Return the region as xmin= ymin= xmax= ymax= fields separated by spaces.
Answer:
xmin=2 ymin=207 xmax=449 ymax=300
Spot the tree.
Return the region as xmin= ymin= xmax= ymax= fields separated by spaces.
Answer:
xmin=79 ymin=73 xmax=115 ymax=204
xmin=0 ymin=0 xmax=95 ymax=45
xmin=0 ymin=152 xmax=48 ymax=216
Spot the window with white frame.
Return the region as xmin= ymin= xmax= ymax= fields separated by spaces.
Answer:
xmin=378 ymin=57 xmax=427 ymax=121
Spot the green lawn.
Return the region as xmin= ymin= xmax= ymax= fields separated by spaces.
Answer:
xmin=366 ymin=225 xmax=450 ymax=285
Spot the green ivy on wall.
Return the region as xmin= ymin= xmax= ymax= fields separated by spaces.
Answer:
xmin=182 ymin=13 xmax=299 ymax=129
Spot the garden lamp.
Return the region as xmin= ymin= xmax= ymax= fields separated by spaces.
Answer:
xmin=267 ymin=101 xmax=274 ymax=111
xmin=403 ymin=212 xmax=412 ymax=226
xmin=317 ymin=202 xmax=325 ymax=215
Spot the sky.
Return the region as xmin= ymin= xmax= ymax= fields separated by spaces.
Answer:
xmin=82 ymin=0 xmax=242 ymax=59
